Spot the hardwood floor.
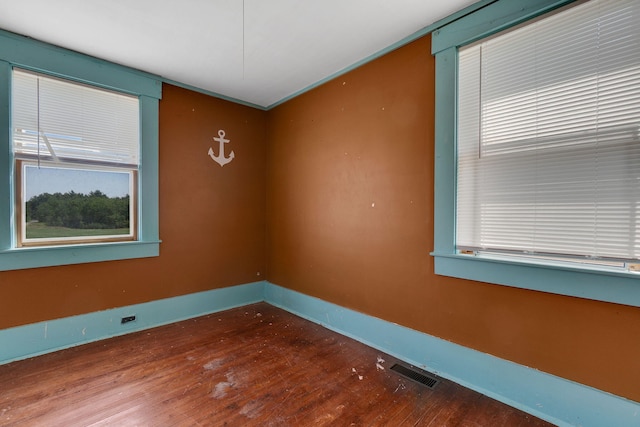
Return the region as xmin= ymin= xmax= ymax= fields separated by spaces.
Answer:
xmin=0 ymin=303 xmax=554 ymax=426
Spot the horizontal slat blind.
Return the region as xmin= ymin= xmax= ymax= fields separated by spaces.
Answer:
xmin=12 ymin=69 xmax=140 ymax=167
xmin=457 ymin=0 xmax=640 ymax=261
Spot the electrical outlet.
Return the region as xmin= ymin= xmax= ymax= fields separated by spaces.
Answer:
xmin=121 ymin=315 xmax=136 ymax=324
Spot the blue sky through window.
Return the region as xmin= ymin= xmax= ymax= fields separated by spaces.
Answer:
xmin=24 ymin=166 xmax=130 ymax=200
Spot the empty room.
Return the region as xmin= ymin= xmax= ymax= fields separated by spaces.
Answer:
xmin=0 ymin=0 xmax=639 ymax=425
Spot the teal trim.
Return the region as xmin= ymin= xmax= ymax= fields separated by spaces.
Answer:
xmin=431 ymin=0 xmax=640 ymax=306
xmin=431 ymin=0 xmax=575 ymax=54
xmin=264 ymin=283 xmax=640 ymax=427
xmin=163 ymin=78 xmax=267 ymax=111
xmin=0 ymin=29 xmax=161 ymax=98
xmin=0 ymin=241 xmax=160 ymax=271
xmin=433 ymin=47 xmax=457 ymax=254
xmin=427 ymin=0 xmax=497 ymax=32
xmin=433 ymin=253 xmax=640 ymax=307
xmin=0 ymin=30 xmax=162 ymax=271
xmin=1 ymin=281 xmax=637 ymax=425
xmin=0 ymin=60 xmax=10 ymax=251
xmin=139 ymin=95 xmax=160 ymax=242
xmin=0 ymin=281 xmax=265 ymax=364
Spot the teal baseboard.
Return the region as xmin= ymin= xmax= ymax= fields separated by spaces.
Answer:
xmin=264 ymin=282 xmax=640 ymax=427
xmin=1 ymin=280 xmax=637 ymax=426
xmin=0 ymin=281 xmax=265 ymax=364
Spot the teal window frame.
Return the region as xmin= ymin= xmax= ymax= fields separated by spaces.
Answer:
xmin=0 ymin=30 xmax=161 ymax=271
xmin=431 ymin=0 xmax=640 ymax=307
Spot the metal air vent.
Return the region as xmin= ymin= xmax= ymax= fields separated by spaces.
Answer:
xmin=390 ymin=363 xmax=439 ymax=389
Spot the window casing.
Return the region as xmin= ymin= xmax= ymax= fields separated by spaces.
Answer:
xmin=0 ymin=30 xmax=161 ymax=271
xmin=431 ymin=0 xmax=640 ymax=307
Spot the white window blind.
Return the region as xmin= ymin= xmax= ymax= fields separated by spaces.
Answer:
xmin=12 ymin=69 xmax=140 ymax=167
xmin=457 ymin=0 xmax=640 ymax=262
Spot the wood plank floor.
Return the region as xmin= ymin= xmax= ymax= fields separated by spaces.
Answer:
xmin=0 ymin=303 xmax=554 ymax=426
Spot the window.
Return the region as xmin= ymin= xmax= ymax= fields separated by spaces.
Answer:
xmin=13 ymin=69 xmax=139 ymax=247
xmin=431 ymin=0 xmax=640 ymax=307
xmin=0 ymin=30 xmax=161 ymax=271
xmin=457 ymin=0 xmax=640 ymax=267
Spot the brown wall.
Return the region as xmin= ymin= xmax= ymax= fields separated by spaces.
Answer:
xmin=1 ymin=33 xmax=638 ymax=404
xmin=266 ymin=36 xmax=640 ymax=402
xmin=0 ymin=84 xmax=267 ymax=330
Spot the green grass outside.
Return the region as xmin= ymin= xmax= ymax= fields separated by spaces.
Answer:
xmin=26 ymin=222 xmax=130 ymax=239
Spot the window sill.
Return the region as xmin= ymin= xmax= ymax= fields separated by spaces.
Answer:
xmin=431 ymin=252 xmax=640 ymax=307
xmin=0 ymin=240 xmax=160 ymax=271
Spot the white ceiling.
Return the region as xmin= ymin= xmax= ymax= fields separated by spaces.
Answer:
xmin=0 ymin=0 xmax=477 ymax=108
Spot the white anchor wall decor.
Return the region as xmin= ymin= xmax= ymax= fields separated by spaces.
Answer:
xmin=208 ymin=129 xmax=235 ymax=167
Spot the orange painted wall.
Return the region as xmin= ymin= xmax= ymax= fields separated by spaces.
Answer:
xmin=0 ymin=84 xmax=267 ymax=329
xmin=266 ymin=36 xmax=640 ymax=402
xmin=1 ymin=33 xmax=638 ymax=405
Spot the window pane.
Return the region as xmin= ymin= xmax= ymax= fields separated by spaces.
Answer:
xmin=20 ymin=163 xmax=135 ymax=245
xmin=12 ymin=69 xmax=140 ymax=167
